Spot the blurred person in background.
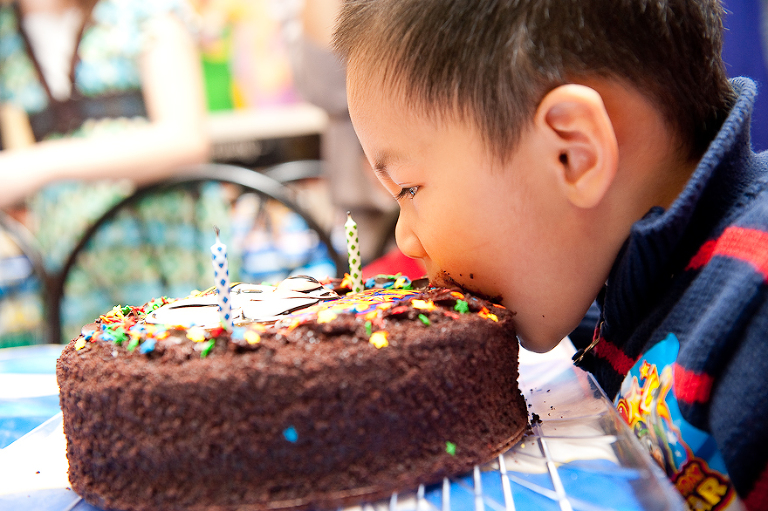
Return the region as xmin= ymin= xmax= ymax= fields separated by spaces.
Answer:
xmin=285 ymin=0 xmax=399 ymax=265
xmin=0 ymin=0 xmax=210 ymax=346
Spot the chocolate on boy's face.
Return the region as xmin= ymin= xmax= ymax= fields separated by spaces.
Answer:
xmin=346 ymin=70 xmax=595 ymax=353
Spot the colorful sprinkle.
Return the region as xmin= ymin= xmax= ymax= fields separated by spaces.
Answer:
xmin=146 ymin=298 xmax=168 ymax=311
xmin=75 ymin=338 xmax=86 ymax=351
xmin=283 ymin=426 xmax=298 ymax=443
xmin=187 ymin=327 xmax=207 ymax=342
xmin=394 ymin=276 xmax=411 ymax=289
xmin=286 ymin=288 xmax=417 ymax=324
xmin=127 ymin=337 xmax=140 ymax=352
xmin=365 ymin=274 xmax=412 ymax=290
xmin=317 ymin=309 xmax=338 ymax=324
xmin=114 ymin=328 xmax=128 ymax=345
xmin=284 ymin=319 xmax=302 ymax=331
xmin=231 ymin=327 xmax=246 ymax=341
xmin=389 ymin=305 xmax=409 ymax=315
xmin=479 ymin=307 xmax=498 ymax=322
xmin=200 ymin=339 xmax=215 ymax=358
xmin=369 ymin=331 xmax=389 ymax=349
xmin=418 ymin=313 xmax=431 ymax=326
xmin=100 ymin=305 xmax=125 ymax=323
xmin=446 ymin=441 xmax=457 ymax=456
xmin=139 ymin=338 xmax=156 ymax=354
xmin=340 ymin=273 xmax=355 ymax=289
xmin=412 ymin=299 xmax=437 ymax=311
xmin=454 ymin=300 xmax=470 ymax=314
xmin=365 ymin=320 xmax=372 ymax=336
xmin=129 ymin=324 xmax=146 ymax=336
xmin=245 ymin=330 xmax=261 ymax=345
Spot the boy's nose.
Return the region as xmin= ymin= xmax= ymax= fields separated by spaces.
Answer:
xmin=394 ymin=212 xmax=427 ymax=260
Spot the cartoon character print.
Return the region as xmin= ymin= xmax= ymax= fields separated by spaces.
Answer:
xmin=615 ymin=333 xmax=738 ymax=511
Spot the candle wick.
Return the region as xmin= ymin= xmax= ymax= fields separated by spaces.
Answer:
xmin=213 ymin=225 xmax=220 ymax=237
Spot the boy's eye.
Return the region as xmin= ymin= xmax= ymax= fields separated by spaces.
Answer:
xmin=394 ymin=186 xmax=419 ymax=201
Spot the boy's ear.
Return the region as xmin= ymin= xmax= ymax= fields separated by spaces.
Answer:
xmin=534 ymin=84 xmax=619 ymax=209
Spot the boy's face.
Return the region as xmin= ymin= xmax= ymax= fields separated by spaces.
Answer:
xmin=348 ymin=72 xmax=595 ymax=352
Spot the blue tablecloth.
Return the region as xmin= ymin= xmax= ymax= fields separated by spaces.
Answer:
xmin=0 ymin=344 xmax=63 ymax=448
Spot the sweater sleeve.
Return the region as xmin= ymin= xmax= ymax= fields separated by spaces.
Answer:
xmin=705 ymin=294 xmax=768 ymax=509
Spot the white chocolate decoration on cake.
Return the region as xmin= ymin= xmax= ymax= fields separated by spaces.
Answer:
xmin=145 ymin=276 xmax=339 ymax=328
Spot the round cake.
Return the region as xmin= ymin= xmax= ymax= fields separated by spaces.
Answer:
xmin=56 ymin=276 xmax=528 ymax=511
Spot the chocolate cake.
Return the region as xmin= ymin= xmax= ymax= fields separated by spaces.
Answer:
xmin=57 ymin=276 xmax=528 ymax=511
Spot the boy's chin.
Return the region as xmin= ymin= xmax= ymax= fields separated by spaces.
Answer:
xmin=517 ymin=336 xmax=547 ymax=353
xmin=516 ymin=329 xmax=567 ymax=353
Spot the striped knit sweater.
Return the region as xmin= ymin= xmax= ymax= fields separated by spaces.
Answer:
xmin=573 ymin=78 xmax=768 ymax=509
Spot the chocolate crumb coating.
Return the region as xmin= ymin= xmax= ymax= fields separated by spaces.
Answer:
xmin=57 ymin=285 xmax=528 ymax=511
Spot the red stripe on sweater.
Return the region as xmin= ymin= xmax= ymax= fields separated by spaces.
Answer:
xmin=686 ymin=239 xmax=717 ymax=270
xmin=592 ymin=338 xmax=636 ymax=375
xmin=686 ymin=227 xmax=768 ymax=278
xmin=673 ymin=363 xmax=713 ymax=404
xmin=744 ymin=463 xmax=768 ymax=511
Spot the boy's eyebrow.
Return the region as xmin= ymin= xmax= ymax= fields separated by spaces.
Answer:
xmin=373 ymin=165 xmax=390 ymax=179
xmin=372 ymin=152 xmax=399 ymax=177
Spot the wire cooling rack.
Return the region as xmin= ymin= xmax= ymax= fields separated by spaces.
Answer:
xmin=356 ymin=347 xmax=685 ymax=511
xmin=0 ymin=344 xmax=685 ymax=511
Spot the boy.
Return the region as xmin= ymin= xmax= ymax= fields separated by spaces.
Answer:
xmin=333 ymin=0 xmax=768 ymax=509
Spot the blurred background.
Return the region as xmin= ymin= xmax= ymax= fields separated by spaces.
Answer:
xmin=0 ymin=0 xmax=401 ymax=347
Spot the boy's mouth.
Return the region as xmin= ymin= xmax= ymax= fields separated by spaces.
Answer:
xmin=430 ymin=270 xmax=504 ymax=305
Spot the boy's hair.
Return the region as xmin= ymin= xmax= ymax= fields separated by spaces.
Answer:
xmin=334 ymin=0 xmax=735 ymax=162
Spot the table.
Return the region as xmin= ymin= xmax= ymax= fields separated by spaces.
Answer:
xmin=207 ymin=104 xmax=327 ymax=165
xmin=0 ymin=341 xmax=685 ymax=511
xmin=0 ymin=344 xmax=62 ymax=448
xmin=207 ymin=103 xmax=328 ymax=144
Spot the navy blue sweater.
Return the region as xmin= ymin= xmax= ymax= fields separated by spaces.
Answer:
xmin=573 ymin=78 xmax=768 ymax=509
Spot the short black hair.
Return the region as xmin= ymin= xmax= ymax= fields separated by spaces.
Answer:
xmin=334 ymin=0 xmax=735 ymax=162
